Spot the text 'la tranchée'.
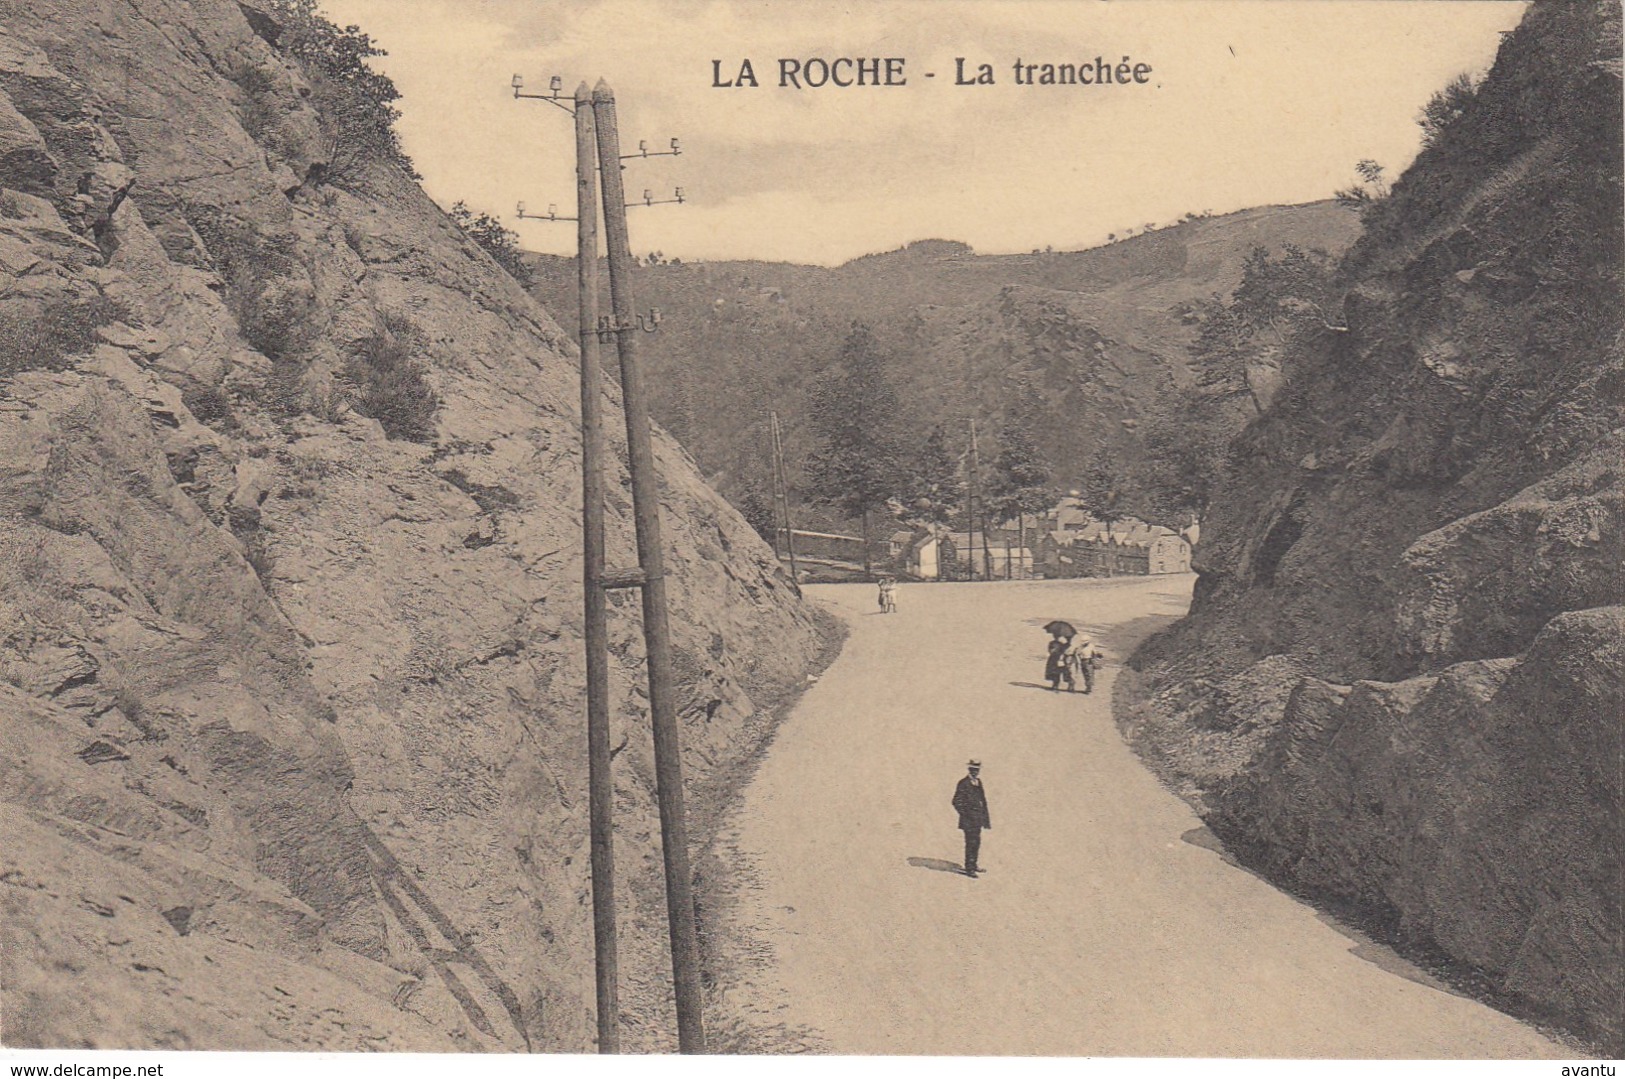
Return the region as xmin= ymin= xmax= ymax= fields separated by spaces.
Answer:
xmin=712 ymin=57 xmax=1155 ymax=89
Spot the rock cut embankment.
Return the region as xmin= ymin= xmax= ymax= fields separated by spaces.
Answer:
xmin=0 ymin=0 xmax=830 ymax=1051
xmin=1126 ymin=0 xmax=1622 ymax=1051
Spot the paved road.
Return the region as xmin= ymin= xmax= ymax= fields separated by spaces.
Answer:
xmin=716 ymin=577 xmax=1564 ymax=1057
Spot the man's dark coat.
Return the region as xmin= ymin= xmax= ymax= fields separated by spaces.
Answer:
xmin=953 ymin=775 xmax=991 ymax=831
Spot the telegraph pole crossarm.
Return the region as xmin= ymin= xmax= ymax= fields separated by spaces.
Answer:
xmin=516 ymin=200 xmax=577 ymax=223
xmin=512 ymin=72 xmax=574 ymax=113
xmin=628 ymin=187 xmax=686 ymax=209
xmin=622 ymin=137 xmax=682 ymax=160
xmin=592 ymin=78 xmax=707 ymax=1055
xmin=597 ymin=310 xmax=664 ymax=339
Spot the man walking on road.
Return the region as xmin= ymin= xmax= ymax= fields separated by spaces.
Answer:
xmin=952 ymin=760 xmax=991 ymax=877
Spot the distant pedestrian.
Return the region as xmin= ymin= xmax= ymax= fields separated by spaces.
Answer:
xmin=1044 ymin=630 xmax=1075 ymax=691
xmin=952 ymin=760 xmax=991 ymax=877
xmin=1066 ymin=635 xmax=1101 ymax=694
xmin=880 ymin=577 xmax=898 ymax=613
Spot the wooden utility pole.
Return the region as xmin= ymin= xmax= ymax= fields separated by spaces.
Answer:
xmin=969 ymin=419 xmax=985 ymax=581
xmin=592 ymin=79 xmax=706 ymax=1054
xmin=571 ymin=81 xmax=619 ymax=1055
xmin=768 ymin=419 xmax=784 ymax=560
xmin=1017 ymin=513 xmax=1026 ymax=581
xmin=769 ymin=410 xmax=800 ymax=586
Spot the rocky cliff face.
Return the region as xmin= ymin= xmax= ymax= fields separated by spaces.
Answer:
xmin=0 ymin=0 xmax=829 ymax=1051
xmin=1127 ymin=0 xmax=1622 ymax=1050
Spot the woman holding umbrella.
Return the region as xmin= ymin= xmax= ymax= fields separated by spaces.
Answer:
xmin=1043 ymin=620 xmax=1077 ymax=691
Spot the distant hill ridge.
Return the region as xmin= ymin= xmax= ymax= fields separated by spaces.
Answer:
xmin=527 ymin=200 xmax=1363 ymax=532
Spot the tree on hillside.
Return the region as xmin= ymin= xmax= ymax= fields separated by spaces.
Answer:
xmin=1076 ymin=451 xmax=1126 ymax=527
xmin=1334 ymin=159 xmax=1390 ymax=216
xmin=1128 ymin=391 xmax=1230 ymax=524
xmin=987 ymin=421 xmax=1055 ymax=572
xmin=734 ymin=483 xmax=777 ymax=545
xmin=1124 ymin=244 xmax=1340 ymax=522
xmin=1193 ymin=243 xmax=1341 ymax=415
xmin=1418 ymin=73 xmax=1480 ymax=149
xmin=804 ymin=322 xmax=906 ymax=573
xmin=447 ymin=201 xmax=534 ymax=287
xmin=901 ymin=424 xmax=961 ymax=526
xmin=263 ymin=0 xmax=417 ymax=186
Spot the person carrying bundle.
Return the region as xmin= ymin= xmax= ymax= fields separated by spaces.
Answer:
xmin=1066 ymin=635 xmax=1103 ymax=694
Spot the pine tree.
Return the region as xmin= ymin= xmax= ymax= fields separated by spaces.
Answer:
xmin=988 ymin=421 xmax=1055 ymax=576
xmin=1122 ymin=243 xmax=1341 ymax=523
xmin=1076 ymin=451 xmax=1125 ymax=526
xmin=1193 ymin=243 xmax=1340 ymax=414
xmin=901 ymin=424 xmax=960 ymax=526
xmin=804 ymin=322 xmax=905 ymax=573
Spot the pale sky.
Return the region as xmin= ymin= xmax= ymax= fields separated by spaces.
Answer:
xmin=321 ymin=0 xmax=1526 ymax=265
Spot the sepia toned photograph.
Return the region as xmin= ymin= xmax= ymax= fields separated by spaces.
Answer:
xmin=0 ymin=0 xmax=1619 ymax=1065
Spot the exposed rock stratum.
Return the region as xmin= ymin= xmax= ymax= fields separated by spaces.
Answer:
xmin=1128 ymin=0 xmax=1622 ymax=1052
xmin=0 ymin=0 xmax=829 ymax=1051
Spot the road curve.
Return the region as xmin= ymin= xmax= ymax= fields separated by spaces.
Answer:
xmin=710 ymin=577 xmax=1564 ymax=1058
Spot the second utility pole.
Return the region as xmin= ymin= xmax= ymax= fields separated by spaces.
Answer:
xmin=769 ymin=410 xmax=801 ymax=587
xmin=969 ymin=418 xmax=985 ymax=581
xmin=572 ymin=81 xmax=619 ymax=1055
xmin=592 ymin=79 xmax=706 ymax=1054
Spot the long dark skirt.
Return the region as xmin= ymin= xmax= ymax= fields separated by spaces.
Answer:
xmin=1045 ymin=641 xmax=1072 ymax=686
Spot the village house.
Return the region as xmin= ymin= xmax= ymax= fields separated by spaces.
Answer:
xmin=1034 ymin=529 xmax=1079 ymax=577
xmin=888 ymin=530 xmax=942 ymax=580
xmin=1027 ymin=498 xmax=1094 ymax=534
xmin=1148 ymin=529 xmax=1192 ymax=574
xmin=1034 ymin=515 xmax=1192 ymax=577
xmin=942 ymin=531 xmax=1034 ymax=580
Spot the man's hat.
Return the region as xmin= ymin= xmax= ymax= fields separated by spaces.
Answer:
xmin=967 ymin=759 xmax=981 ymax=768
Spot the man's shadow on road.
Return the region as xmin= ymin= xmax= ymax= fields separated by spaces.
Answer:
xmin=908 ymin=856 xmax=967 ymax=875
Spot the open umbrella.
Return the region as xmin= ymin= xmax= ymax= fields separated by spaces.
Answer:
xmin=1043 ymin=620 xmax=1077 ymax=637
